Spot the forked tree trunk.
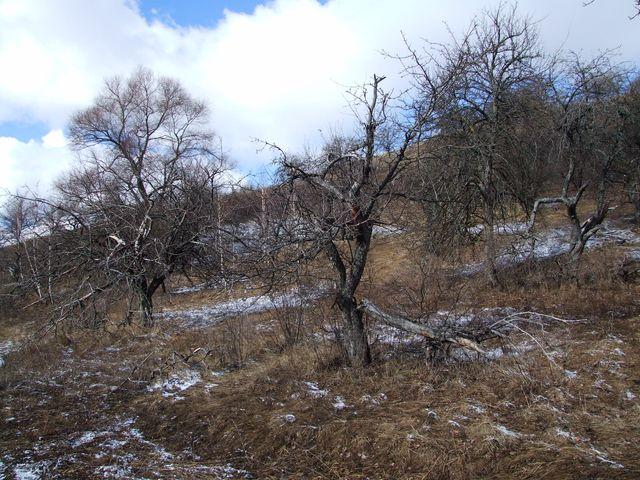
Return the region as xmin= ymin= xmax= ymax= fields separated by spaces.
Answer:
xmin=134 ymin=275 xmax=165 ymax=328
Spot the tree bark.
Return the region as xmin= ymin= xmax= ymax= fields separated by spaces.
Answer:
xmin=134 ymin=275 xmax=165 ymax=328
xmin=483 ymin=157 xmax=499 ymax=287
xmin=337 ymin=294 xmax=371 ymax=366
xmin=138 ymin=287 xmax=154 ymax=327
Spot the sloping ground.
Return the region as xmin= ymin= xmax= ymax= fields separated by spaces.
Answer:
xmin=0 ymin=338 xmax=252 ymax=479
xmin=1 ymin=310 xmax=638 ymax=479
xmin=458 ymin=221 xmax=640 ymax=276
xmin=159 ymin=285 xmax=328 ymax=329
xmin=1 ymin=221 xmax=640 ymax=479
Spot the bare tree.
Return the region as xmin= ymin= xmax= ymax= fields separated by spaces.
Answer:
xmin=529 ymin=53 xmax=628 ymax=259
xmin=261 ymin=65 xmax=458 ymax=366
xmin=621 ymin=76 xmax=640 ymax=221
xmin=19 ymin=68 xmax=227 ymax=327
xmin=0 ymin=196 xmax=41 ymax=295
xmin=410 ymin=4 xmax=548 ymax=285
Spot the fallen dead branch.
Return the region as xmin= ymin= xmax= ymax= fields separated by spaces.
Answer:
xmin=361 ymin=299 xmax=579 ymax=360
xmin=360 ymin=299 xmax=485 ymax=353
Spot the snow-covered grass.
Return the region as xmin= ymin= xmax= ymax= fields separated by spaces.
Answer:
xmin=332 ymin=395 xmax=349 ymax=411
xmin=13 ymin=462 xmax=50 ymax=480
xmin=281 ymin=413 xmax=296 ymax=423
xmin=160 ymin=286 xmax=328 ymax=328
xmin=4 ymin=411 xmax=251 ymax=479
xmin=459 ymin=222 xmax=640 ymax=276
xmin=494 ymin=424 xmax=522 ymax=438
xmin=0 ymin=339 xmax=15 ymax=367
xmin=148 ymin=370 xmax=202 ymax=399
xmin=303 ymin=381 xmax=328 ymax=398
xmin=372 ymin=224 xmax=405 ymax=237
xmin=468 ymin=221 xmax=530 ymax=236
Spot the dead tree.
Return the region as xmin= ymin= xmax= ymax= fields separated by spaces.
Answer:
xmin=359 ymin=299 xmax=484 ymax=353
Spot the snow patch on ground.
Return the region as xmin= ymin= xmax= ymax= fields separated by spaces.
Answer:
xmin=469 ymin=222 xmax=530 ymax=236
xmin=0 ymin=340 xmax=16 ymax=368
xmin=304 ymin=381 xmax=328 ymax=398
xmin=148 ymin=370 xmax=201 ymax=399
xmin=13 ymin=462 xmax=49 ymax=480
xmin=554 ymin=427 xmax=625 ymax=469
xmin=494 ymin=425 xmax=522 ymax=438
xmin=332 ymin=396 xmax=349 ymax=411
xmin=281 ymin=413 xmax=296 ymax=423
xmin=372 ymin=224 xmax=405 ymax=237
xmin=372 ymin=324 xmax=421 ymax=346
xmin=467 ymin=403 xmax=486 ymax=415
xmin=459 ymin=222 xmax=640 ymax=276
xmin=361 ymin=393 xmax=387 ymax=406
xmin=72 ymin=431 xmax=104 ymax=448
xmin=160 ymin=286 xmax=327 ymax=328
xmin=172 ymin=282 xmax=211 ymax=294
xmin=181 ymin=464 xmax=252 ymax=479
xmin=588 ymin=447 xmax=625 ymax=469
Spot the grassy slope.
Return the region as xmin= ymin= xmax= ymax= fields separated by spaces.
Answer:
xmin=1 ymin=210 xmax=640 ymax=479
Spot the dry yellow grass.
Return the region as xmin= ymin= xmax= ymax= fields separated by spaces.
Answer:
xmin=1 ymin=207 xmax=640 ymax=478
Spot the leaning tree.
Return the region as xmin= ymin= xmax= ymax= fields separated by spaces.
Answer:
xmin=24 ymin=68 xmax=228 ymax=327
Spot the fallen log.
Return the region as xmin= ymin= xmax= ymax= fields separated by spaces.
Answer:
xmin=360 ymin=299 xmax=485 ymax=353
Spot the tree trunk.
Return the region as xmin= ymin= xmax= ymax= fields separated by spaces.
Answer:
xmin=337 ymin=294 xmax=371 ymax=367
xmin=566 ymin=200 xmax=586 ymax=261
xmin=483 ymin=157 xmax=499 ymax=287
xmin=629 ymin=183 xmax=640 ymax=223
xmin=134 ymin=275 xmax=164 ymax=328
xmin=139 ymin=289 xmax=154 ymax=327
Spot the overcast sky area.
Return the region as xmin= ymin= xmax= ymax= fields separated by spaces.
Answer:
xmin=0 ymin=0 xmax=638 ymax=193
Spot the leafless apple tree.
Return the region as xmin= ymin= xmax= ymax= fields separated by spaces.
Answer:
xmin=260 ymin=56 xmax=466 ymax=365
xmin=529 ymin=54 xmax=629 ymax=259
xmin=14 ymin=68 xmax=228 ymax=327
xmin=406 ymin=4 xmax=549 ymax=285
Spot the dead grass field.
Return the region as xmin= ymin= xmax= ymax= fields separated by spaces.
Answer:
xmin=1 ymin=210 xmax=640 ymax=479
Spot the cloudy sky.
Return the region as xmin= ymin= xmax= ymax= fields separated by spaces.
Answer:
xmin=0 ymin=0 xmax=638 ymax=193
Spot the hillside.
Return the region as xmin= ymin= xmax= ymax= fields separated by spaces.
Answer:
xmin=1 ymin=206 xmax=639 ymax=479
xmin=2 ymin=3 xmax=640 ymax=479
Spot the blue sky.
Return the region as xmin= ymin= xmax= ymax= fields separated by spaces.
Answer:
xmin=0 ymin=0 xmax=267 ymax=142
xmin=0 ymin=121 xmax=49 ymax=143
xmin=139 ymin=0 xmax=264 ymax=27
xmin=0 ymin=0 xmax=638 ymax=193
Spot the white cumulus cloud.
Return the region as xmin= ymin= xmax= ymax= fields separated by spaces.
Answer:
xmin=0 ymin=0 xmax=638 ymax=192
xmin=0 ymin=129 xmax=73 ymax=194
